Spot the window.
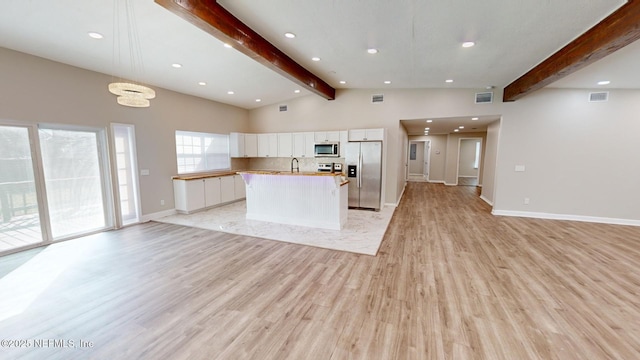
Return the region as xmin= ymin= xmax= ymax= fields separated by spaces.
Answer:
xmin=176 ymin=131 xmax=230 ymax=174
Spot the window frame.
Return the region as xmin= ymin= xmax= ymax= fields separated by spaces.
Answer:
xmin=175 ymin=130 xmax=230 ymax=175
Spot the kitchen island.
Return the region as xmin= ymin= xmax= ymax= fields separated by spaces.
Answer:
xmin=237 ymin=171 xmax=348 ymax=230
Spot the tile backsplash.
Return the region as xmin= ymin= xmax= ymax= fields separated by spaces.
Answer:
xmin=248 ymin=157 xmax=345 ymax=173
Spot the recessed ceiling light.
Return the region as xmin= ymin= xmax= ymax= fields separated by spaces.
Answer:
xmin=426 ymin=120 xmax=433 ymax=123
xmin=339 ymin=80 xmax=347 ymax=84
xmin=223 ymin=43 xmax=232 ymax=48
xmin=384 ymin=80 xmax=392 ymax=84
xmin=256 ymin=99 xmax=262 ymax=102
xmin=312 ymin=57 xmax=321 ymax=61
xmin=88 ymin=32 xmax=103 ymax=39
xmin=471 ymin=117 xmax=479 ymax=120
xmin=459 ymin=126 xmax=465 ymax=129
xmin=227 ymin=91 xmax=234 ymax=95
xmin=284 ymin=32 xmax=296 ymax=39
xmin=454 ymin=129 xmax=460 ymax=132
xmin=462 ymin=41 xmax=475 ymax=48
xmin=424 ymin=127 xmax=430 ymax=130
xmin=172 ymin=63 xmax=182 ymax=68
xmin=367 ymin=48 xmax=378 ymax=54
xmin=445 ymin=79 xmax=454 ymax=83
xmin=198 ymin=82 xmax=206 ymax=86
xmin=294 ymin=89 xmax=301 ymax=93
xmin=597 ymin=80 xmax=610 ymax=85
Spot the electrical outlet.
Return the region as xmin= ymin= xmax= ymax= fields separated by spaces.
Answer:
xmin=524 ymin=197 xmax=530 ymax=205
xmin=160 ymin=199 xmax=165 ymax=206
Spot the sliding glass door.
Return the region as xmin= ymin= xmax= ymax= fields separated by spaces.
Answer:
xmin=0 ymin=125 xmax=43 ymax=252
xmin=38 ymin=127 xmax=113 ymax=239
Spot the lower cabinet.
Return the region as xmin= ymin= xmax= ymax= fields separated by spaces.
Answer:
xmin=174 ymin=174 xmax=246 ymax=214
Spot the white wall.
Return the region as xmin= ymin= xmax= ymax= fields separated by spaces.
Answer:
xmin=0 ymin=47 xmax=250 ymax=217
xmin=480 ymin=120 xmax=501 ymax=205
xmin=496 ymin=89 xmax=640 ymax=222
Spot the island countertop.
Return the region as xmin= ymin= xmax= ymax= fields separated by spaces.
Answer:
xmin=237 ymin=170 xmax=349 ymax=186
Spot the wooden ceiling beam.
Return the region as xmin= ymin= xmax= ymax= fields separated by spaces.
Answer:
xmin=504 ymin=0 xmax=640 ymax=102
xmin=154 ymin=0 xmax=336 ymax=100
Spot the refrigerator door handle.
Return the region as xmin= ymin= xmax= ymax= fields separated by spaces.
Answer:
xmin=358 ymin=151 xmax=362 ymax=188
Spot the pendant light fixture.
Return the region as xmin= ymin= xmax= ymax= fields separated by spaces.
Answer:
xmin=108 ymin=0 xmax=155 ymax=108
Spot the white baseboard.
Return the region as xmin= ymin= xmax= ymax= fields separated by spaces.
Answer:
xmin=480 ymin=195 xmax=493 ymax=206
xmin=429 ymin=180 xmax=445 ymax=184
xmin=444 ymin=182 xmax=457 ymax=186
xmin=458 ymin=176 xmax=477 ymax=178
xmin=141 ymin=208 xmax=177 ymax=223
xmin=491 ymin=210 xmax=640 ymax=227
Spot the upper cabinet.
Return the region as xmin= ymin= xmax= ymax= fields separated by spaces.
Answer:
xmin=277 ymin=133 xmax=293 ymax=158
xmin=257 ymin=133 xmax=278 ymax=157
xmin=348 ymin=128 xmax=384 ymax=141
xmin=292 ymin=132 xmax=315 ymax=158
xmin=230 ymin=132 xmax=258 ymax=158
xmin=314 ymin=131 xmax=340 ymax=143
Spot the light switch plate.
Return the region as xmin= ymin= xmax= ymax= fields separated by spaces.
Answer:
xmin=515 ymin=165 xmax=525 ymax=172
xmin=140 ymin=169 xmax=150 ymax=176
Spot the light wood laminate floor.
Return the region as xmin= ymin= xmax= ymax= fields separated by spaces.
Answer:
xmin=0 ymin=182 xmax=639 ymax=359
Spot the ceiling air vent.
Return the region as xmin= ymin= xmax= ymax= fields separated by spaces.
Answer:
xmin=589 ymin=92 xmax=609 ymax=102
xmin=372 ymin=94 xmax=384 ymax=103
xmin=279 ymin=105 xmax=288 ymax=112
xmin=475 ymin=92 xmax=493 ymax=104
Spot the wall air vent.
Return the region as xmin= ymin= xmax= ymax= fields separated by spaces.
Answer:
xmin=589 ymin=92 xmax=609 ymax=102
xmin=475 ymin=92 xmax=493 ymax=104
xmin=279 ymin=105 xmax=288 ymax=112
xmin=372 ymin=94 xmax=384 ymax=103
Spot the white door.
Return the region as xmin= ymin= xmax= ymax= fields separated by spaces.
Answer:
xmin=423 ymin=140 xmax=430 ymax=180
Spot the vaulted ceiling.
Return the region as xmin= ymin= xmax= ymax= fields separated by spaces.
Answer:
xmin=0 ymin=0 xmax=635 ymax=112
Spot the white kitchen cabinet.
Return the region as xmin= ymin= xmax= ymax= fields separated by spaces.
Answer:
xmin=173 ymin=179 xmax=205 ymax=213
xmin=348 ymin=128 xmax=384 ymax=141
xmin=234 ymin=175 xmax=246 ymax=199
xmin=204 ymin=178 xmax=221 ymax=207
xmin=339 ymin=130 xmax=348 ymax=157
xmin=277 ymin=133 xmax=293 ymax=157
xmin=220 ymin=176 xmax=235 ymax=203
xmin=229 ymin=132 xmax=245 ymax=158
xmin=257 ymin=133 xmax=278 ymax=157
xmin=314 ymin=131 xmax=340 ymax=143
xmin=174 ymin=174 xmax=244 ymax=214
xmin=230 ymin=132 xmax=258 ymax=158
xmin=292 ymin=132 xmax=314 ymax=158
xmin=244 ymin=134 xmax=258 ymax=157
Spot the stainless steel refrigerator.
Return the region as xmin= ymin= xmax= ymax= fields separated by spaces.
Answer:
xmin=346 ymin=141 xmax=382 ymax=210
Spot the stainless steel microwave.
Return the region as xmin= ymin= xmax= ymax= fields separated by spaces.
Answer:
xmin=314 ymin=142 xmax=340 ymax=157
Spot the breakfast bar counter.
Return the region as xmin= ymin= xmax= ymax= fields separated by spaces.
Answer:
xmin=237 ymin=170 xmax=348 ymax=230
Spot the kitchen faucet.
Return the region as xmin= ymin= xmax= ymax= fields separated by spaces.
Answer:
xmin=291 ymin=157 xmax=299 ymax=173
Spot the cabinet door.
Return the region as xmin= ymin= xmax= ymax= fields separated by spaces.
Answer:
xmin=184 ymin=180 xmax=205 ymax=212
xmin=339 ymin=130 xmax=348 ymax=158
xmin=278 ymin=133 xmax=293 ymax=157
xmin=244 ymin=134 xmax=258 ymax=157
xmin=348 ymin=129 xmax=367 ymax=141
xmin=303 ymin=132 xmax=315 ymax=157
xmin=229 ymin=132 xmax=245 ymax=157
xmin=292 ymin=133 xmax=305 ymax=157
xmin=234 ymin=175 xmax=246 ymax=199
xmin=257 ymin=134 xmax=270 ymax=157
xmin=326 ymin=131 xmax=340 ymax=141
xmin=314 ymin=132 xmax=327 ymax=142
xmin=365 ymin=128 xmax=384 ymax=141
xmin=267 ymin=133 xmax=278 ymax=157
xmin=220 ymin=176 xmax=235 ymax=203
xmin=204 ymin=178 xmax=221 ymax=207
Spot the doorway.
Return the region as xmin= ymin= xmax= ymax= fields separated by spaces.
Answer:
xmin=457 ymin=138 xmax=482 ymax=186
xmin=407 ymin=140 xmax=430 ymax=182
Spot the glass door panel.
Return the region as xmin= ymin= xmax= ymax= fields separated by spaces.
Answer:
xmin=112 ymin=124 xmax=140 ymax=226
xmin=0 ymin=126 xmax=43 ymax=252
xmin=38 ymin=128 xmax=111 ymax=239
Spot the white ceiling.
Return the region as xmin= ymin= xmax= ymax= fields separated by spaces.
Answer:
xmin=0 ymin=0 xmax=633 ymax=114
